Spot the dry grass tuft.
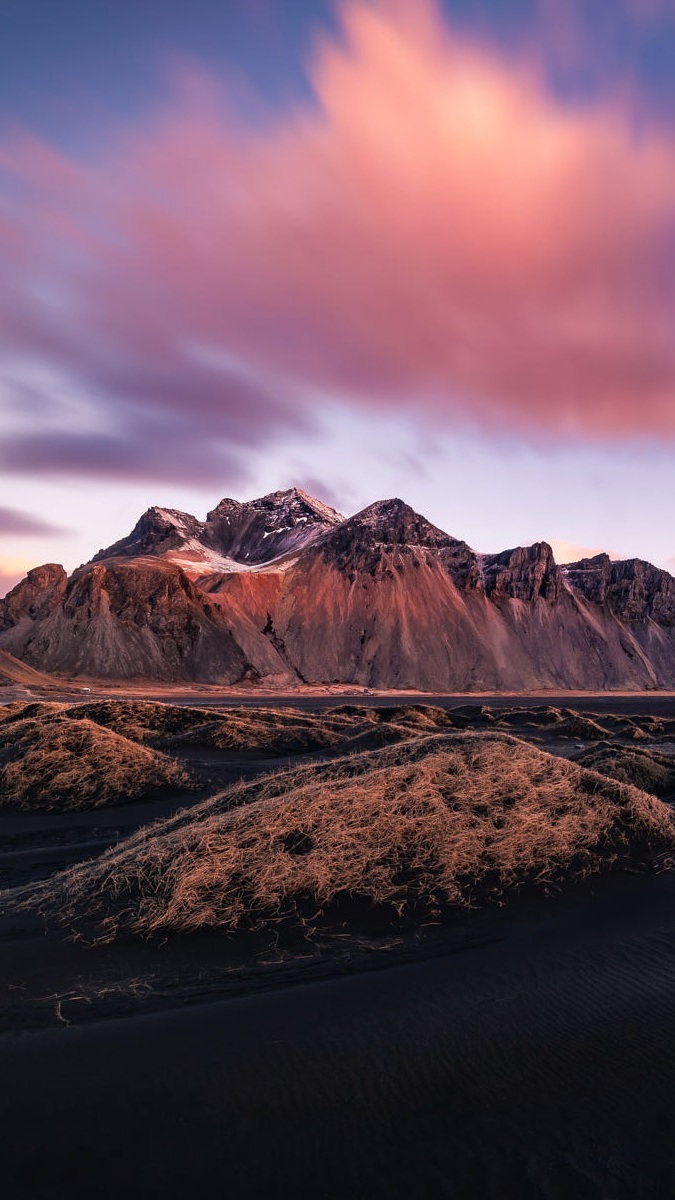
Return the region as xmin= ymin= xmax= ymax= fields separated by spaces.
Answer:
xmin=166 ymin=707 xmax=354 ymax=753
xmin=0 ymin=701 xmax=66 ymax=725
xmin=552 ymin=712 xmax=611 ymax=740
xmin=16 ymin=732 xmax=675 ymax=939
xmin=63 ymin=699 xmax=216 ymax=743
xmin=573 ymin=743 xmax=675 ymax=797
xmin=495 ymin=706 xmax=610 ymax=739
xmin=65 ymin=700 xmax=458 ymax=754
xmin=0 ymin=705 xmax=191 ymax=812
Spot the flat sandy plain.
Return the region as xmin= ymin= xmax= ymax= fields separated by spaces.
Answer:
xmin=4 ymin=689 xmax=675 ymax=1198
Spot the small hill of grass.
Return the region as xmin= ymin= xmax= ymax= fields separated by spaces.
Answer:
xmin=17 ymin=732 xmax=675 ymax=939
xmin=0 ymin=704 xmax=191 ymax=812
xmin=0 ymin=648 xmax=56 ymax=688
xmin=64 ymin=699 xmax=457 ymax=754
xmin=573 ymin=743 xmax=675 ymax=798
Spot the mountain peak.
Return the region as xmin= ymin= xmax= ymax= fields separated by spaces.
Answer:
xmin=92 ymin=506 xmax=203 ymax=562
xmin=309 ymin=498 xmax=458 ymax=574
xmin=204 ymin=486 xmax=343 ymax=565
xmin=253 ymin=486 xmax=342 ymax=525
xmin=344 ymin=498 xmax=453 ymax=547
xmin=563 ymin=553 xmax=675 ymax=623
xmin=208 ymin=486 xmax=342 ymax=524
xmin=357 ymin=497 xmax=410 ymax=520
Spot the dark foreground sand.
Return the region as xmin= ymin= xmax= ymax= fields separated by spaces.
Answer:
xmin=4 ymin=697 xmax=675 ymax=1198
xmin=4 ymin=871 xmax=675 ymax=1199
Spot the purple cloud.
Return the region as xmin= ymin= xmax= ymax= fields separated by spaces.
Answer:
xmin=0 ymin=506 xmax=67 ymax=536
xmin=2 ymin=0 xmax=675 ymax=493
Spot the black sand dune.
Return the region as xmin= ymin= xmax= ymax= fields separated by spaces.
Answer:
xmin=6 ymin=695 xmax=675 ymax=815
xmin=12 ymin=731 xmax=675 ymax=941
xmin=573 ymin=742 xmax=675 ymax=796
xmin=62 ymin=696 xmax=453 ymax=753
xmin=4 ymin=699 xmax=675 ymax=1198
xmin=5 ymin=872 xmax=675 ymax=1199
xmin=0 ymin=703 xmax=192 ymax=812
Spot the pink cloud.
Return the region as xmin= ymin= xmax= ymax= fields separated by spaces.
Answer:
xmin=2 ymin=0 xmax=675 ymax=481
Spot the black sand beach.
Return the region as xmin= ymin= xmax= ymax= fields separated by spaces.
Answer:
xmin=4 ymin=696 xmax=675 ymax=1198
xmin=4 ymin=870 xmax=675 ymax=1198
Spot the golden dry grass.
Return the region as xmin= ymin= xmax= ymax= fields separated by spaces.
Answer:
xmin=494 ymin=706 xmax=610 ymax=739
xmin=64 ymin=699 xmax=456 ymax=754
xmin=573 ymin=744 xmax=675 ymax=797
xmin=0 ymin=701 xmax=65 ymax=724
xmin=544 ymin=712 xmax=610 ymax=739
xmin=63 ymin=699 xmax=218 ymax=743
xmin=18 ymin=732 xmax=675 ymax=938
xmin=0 ymin=704 xmax=191 ymax=812
xmin=168 ymin=707 xmax=355 ymax=752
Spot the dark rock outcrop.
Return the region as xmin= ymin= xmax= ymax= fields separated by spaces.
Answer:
xmin=92 ymin=507 xmax=205 ymax=563
xmin=0 ymin=564 xmax=67 ymax=631
xmin=482 ymin=543 xmax=560 ymax=602
xmin=312 ymin=499 xmax=459 ymax=575
xmin=204 ymin=487 xmax=343 ymax=565
xmin=564 ymin=554 xmax=675 ymax=625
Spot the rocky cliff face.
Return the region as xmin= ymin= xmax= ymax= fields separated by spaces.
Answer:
xmin=564 ymin=554 xmax=675 ymax=624
xmin=204 ymin=487 xmax=343 ymax=565
xmin=481 ymin=543 xmax=560 ymax=602
xmin=0 ymin=558 xmax=291 ymax=683
xmin=0 ymin=564 xmax=67 ymax=631
xmin=4 ymin=489 xmax=675 ymax=689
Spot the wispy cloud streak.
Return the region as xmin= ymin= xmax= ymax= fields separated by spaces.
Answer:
xmin=2 ymin=0 xmax=675 ymax=483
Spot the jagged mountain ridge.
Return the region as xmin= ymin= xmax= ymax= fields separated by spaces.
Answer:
xmin=3 ymin=488 xmax=675 ymax=688
xmin=204 ymin=488 xmax=343 ymax=565
xmin=563 ymin=553 xmax=675 ymax=624
xmin=92 ymin=487 xmax=343 ymax=575
xmin=0 ymin=557 xmax=292 ymax=684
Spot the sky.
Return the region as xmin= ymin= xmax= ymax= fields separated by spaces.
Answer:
xmin=2 ymin=0 xmax=675 ymax=595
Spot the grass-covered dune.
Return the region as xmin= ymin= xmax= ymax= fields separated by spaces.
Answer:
xmin=63 ymin=698 xmax=458 ymax=753
xmin=4 ymin=697 xmax=675 ymax=818
xmin=572 ymin=743 xmax=675 ymax=798
xmin=49 ymin=698 xmax=675 ymax=760
xmin=17 ymin=732 xmax=675 ymax=940
xmin=0 ymin=703 xmax=191 ymax=812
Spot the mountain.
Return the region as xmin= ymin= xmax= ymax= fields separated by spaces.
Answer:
xmin=0 ymin=647 xmax=57 ymax=689
xmin=0 ymin=564 xmax=68 ymax=629
xmin=91 ymin=487 xmax=343 ymax=577
xmin=562 ymin=553 xmax=675 ymax=623
xmin=0 ymin=557 xmax=292 ymax=684
xmin=202 ymin=487 xmax=343 ymax=565
xmin=91 ymin=507 xmax=208 ymax=567
xmin=3 ymin=487 xmax=675 ymax=689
